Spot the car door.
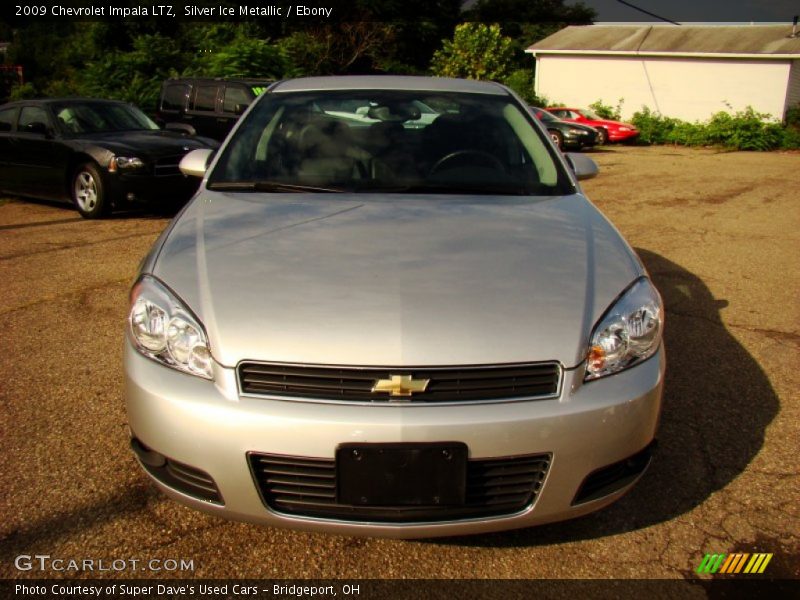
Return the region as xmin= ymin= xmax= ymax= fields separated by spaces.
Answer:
xmin=158 ymin=82 xmax=190 ymax=128
xmin=0 ymin=105 xmax=20 ymax=192
xmin=187 ymin=83 xmax=223 ymax=139
xmin=14 ymin=105 xmax=71 ymax=199
xmin=220 ymin=84 xmax=252 ymax=137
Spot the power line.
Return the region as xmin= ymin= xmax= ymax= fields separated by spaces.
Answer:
xmin=615 ymin=0 xmax=681 ymax=25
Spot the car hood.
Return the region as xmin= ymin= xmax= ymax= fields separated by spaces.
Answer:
xmin=562 ymin=122 xmax=597 ymax=133
xmin=151 ymin=192 xmax=644 ymax=368
xmin=71 ymin=130 xmax=217 ymax=158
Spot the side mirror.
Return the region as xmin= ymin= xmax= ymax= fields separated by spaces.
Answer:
xmin=179 ymin=148 xmax=213 ymax=178
xmin=24 ymin=121 xmax=51 ymax=137
xmin=565 ymin=153 xmax=599 ymax=181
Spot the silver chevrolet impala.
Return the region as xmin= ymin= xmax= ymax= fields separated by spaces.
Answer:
xmin=124 ymin=76 xmax=664 ymax=537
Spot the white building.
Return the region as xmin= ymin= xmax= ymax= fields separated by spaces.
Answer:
xmin=526 ymin=24 xmax=800 ymax=121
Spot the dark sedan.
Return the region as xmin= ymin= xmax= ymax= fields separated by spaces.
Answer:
xmin=0 ymin=99 xmax=218 ymax=218
xmin=530 ymin=106 xmax=598 ymax=151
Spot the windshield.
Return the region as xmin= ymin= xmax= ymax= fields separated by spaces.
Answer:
xmin=209 ymin=90 xmax=570 ymax=196
xmin=53 ymin=102 xmax=160 ymax=134
xmin=580 ymin=109 xmax=601 ymax=120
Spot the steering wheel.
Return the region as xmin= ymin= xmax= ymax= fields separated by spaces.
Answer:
xmin=430 ymin=150 xmax=506 ymax=175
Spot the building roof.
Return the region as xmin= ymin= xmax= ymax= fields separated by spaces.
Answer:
xmin=527 ymin=25 xmax=800 ymax=59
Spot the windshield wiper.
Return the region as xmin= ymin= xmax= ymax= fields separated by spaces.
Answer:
xmin=208 ymin=181 xmax=346 ymax=193
xmin=379 ymin=182 xmax=530 ymax=196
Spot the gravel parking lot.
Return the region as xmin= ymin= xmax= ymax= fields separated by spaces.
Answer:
xmin=1 ymin=146 xmax=798 ymax=582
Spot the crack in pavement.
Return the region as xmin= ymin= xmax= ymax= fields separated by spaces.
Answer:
xmin=0 ymin=217 xmax=86 ymax=231
xmin=0 ymin=231 xmax=160 ymax=261
xmin=666 ymin=309 xmax=799 ymax=342
xmin=0 ymin=277 xmax=130 ymax=317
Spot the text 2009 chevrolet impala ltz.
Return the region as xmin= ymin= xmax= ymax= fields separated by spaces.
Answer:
xmin=124 ymin=76 xmax=664 ymax=537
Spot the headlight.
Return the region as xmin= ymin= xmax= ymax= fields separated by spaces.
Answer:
xmin=618 ymin=127 xmax=631 ymax=132
xmin=110 ymin=156 xmax=145 ymax=171
xmin=568 ymin=128 xmax=585 ymax=135
xmin=585 ymin=277 xmax=663 ymax=381
xmin=129 ymin=275 xmax=214 ymax=379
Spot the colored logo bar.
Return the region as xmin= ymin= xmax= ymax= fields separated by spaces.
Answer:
xmin=696 ymin=553 xmax=772 ymax=574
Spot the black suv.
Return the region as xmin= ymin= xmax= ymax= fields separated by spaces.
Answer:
xmin=157 ymin=78 xmax=273 ymax=141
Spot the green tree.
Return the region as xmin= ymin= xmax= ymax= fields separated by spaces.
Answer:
xmin=279 ymin=23 xmax=396 ymax=76
xmin=79 ymin=33 xmax=183 ymax=112
xmin=430 ymin=23 xmax=514 ymax=80
xmin=464 ymin=0 xmax=596 ymax=70
xmin=191 ymin=35 xmax=287 ymax=79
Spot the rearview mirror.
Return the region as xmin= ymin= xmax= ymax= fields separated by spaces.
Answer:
xmin=367 ymin=104 xmax=421 ymax=122
xmin=564 ymin=153 xmax=599 ymax=181
xmin=179 ymin=148 xmax=214 ymax=178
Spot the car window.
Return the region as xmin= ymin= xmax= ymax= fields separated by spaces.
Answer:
xmin=53 ymin=102 xmax=159 ymax=133
xmin=536 ymin=109 xmax=557 ymax=123
xmin=209 ymin=90 xmax=569 ymax=196
xmin=192 ymin=85 xmax=219 ymax=112
xmin=162 ymin=84 xmax=189 ymax=112
xmin=223 ymin=86 xmax=251 ymax=113
xmin=0 ymin=106 xmax=19 ymax=132
xmin=18 ymin=106 xmax=50 ymax=132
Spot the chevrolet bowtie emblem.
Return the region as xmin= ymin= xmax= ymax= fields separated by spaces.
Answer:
xmin=371 ymin=374 xmax=430 ymax=397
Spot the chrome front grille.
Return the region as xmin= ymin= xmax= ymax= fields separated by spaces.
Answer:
xmin=238 ymin=362 xmax=561 ymax=403
xmin=153 ymin=155 xmax=184 ymax=176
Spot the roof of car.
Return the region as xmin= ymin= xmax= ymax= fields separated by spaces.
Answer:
xmin=164 ymin=77 xmax=274 ymax=85
xmin=270 ymin=76 xmax=510 ymax=95
xmin=1 ymin=98 xmax=128 ymax=107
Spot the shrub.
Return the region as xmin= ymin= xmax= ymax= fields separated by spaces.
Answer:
xmin=784 ymin=103 xmax=800 ymax=128
xmin=630 ymin=106 xmax=678 ymax=144
xmin=780 ymin=126 xmax=800 ymax=149
xmin=703 ymin=108 xmax=782 ymax=150
xmin=201 ymin=36 xmax=287 ymax=79
xmin=528 ymin=92 xmax=552 ymax=108
xmin=8 ymin=82 xmax=37 ymax=100
xmin=589 ymin=98 xmax=623 ymax=121
xmin=631 ymin=106 xmax=794 ymax=151
xmin=503 ymin=69 xmax=535 ymax=104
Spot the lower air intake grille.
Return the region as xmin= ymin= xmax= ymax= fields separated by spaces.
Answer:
xmin=142 ymin=457 xmax=223 ymax=504
xmin=248 ymin=452 xmax=550 ymax=522
xmin=572 ymin=442 xmax=655 ymax=505
xmin=239 ymin=362 xmax=561 ymax=403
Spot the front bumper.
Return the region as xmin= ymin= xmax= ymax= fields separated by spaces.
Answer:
xmin=124 ymin=341 xmax=664 ymax=538
xmin=563 ymin=130 xmax=597 ymax=148
xmin=608 ymin=130 xmax=639 ymax=143
xmin=107 ymin=172 xmax=199 ymax=205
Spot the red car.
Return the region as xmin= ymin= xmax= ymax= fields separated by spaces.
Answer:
xmin=545 ymin=108 xmax=639 ymax=144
